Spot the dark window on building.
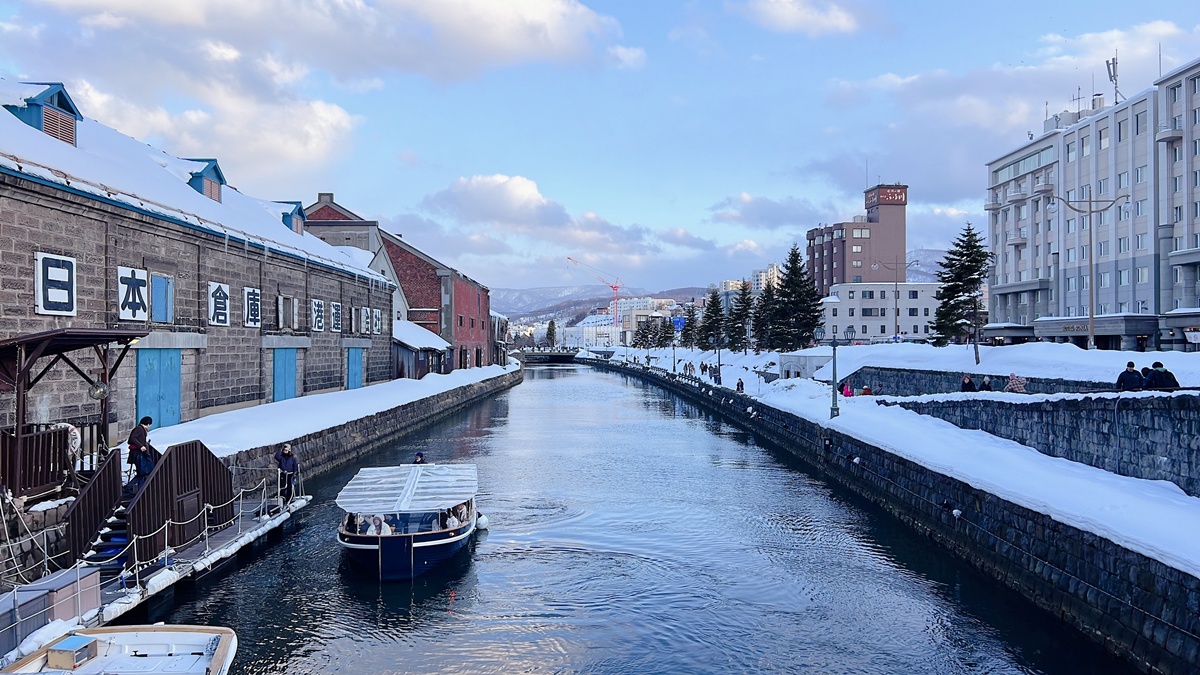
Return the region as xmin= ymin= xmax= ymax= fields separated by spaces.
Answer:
xmin=908 ymin=290 xmax=919 ymax=299
xmin=459 ymin=315 xmax=464 ymax=327
xmin=908 ymin=308 xmax=918 ymax=316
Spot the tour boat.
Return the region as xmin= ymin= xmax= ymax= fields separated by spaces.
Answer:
xmin=335 ymin=464 xmax=485 ymax=581
xmin=1 ymin=625 xmax=236 ymax=674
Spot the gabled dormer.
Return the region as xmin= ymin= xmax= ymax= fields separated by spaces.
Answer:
xmin=276 ymin=201 xmax=306 ymax=235
xmin=183 ymin=158 xmax=226 ymax=202
xmin=2 ymin=81 xmax=82 ymax=146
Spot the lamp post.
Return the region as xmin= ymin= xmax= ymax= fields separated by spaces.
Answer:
xmin=708 ymin=335 xmax=724 ymax=385
xmin=1048 ymin=188 xmax=1128 ymax=350
xmin=872 ymin=257 xmax=919 ymax=339
xmin=815 ymin=324 xmax=856 ymax=418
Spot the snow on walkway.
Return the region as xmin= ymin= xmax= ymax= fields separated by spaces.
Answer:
xmin=610 ymin=344 xmax=1200 ymax=579
xmin=149 ymin=363 xmax=520 ymax=458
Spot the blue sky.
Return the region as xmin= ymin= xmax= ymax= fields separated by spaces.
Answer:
xmin=2 ymin=1 xmax=1199 ymax=291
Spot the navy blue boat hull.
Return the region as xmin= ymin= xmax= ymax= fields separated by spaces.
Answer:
xmin=338 ymin=522 xmax=475 ymax=581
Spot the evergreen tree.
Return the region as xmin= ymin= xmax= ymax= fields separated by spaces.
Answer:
xmin=680 ymin=303 xmax=699 ymax=348
xmin=657 ymin=316 xmax=676 ymax=348
xmin=632 ymin=320 xmax=648 ymax=348
xmin=753 ymin=282 xmax=779 ymax=351
xmin=697 ymin=288 xmax=726 ymax=350
xmin=726 ymin=281 xmax=754 ymax=352
xmin=931 ymin=223 xmax=992 ymax=363
xmin=546 ymin=320 xmax=557 ymax=347
xmin=774 ymin=244 xmax=824 ymax=351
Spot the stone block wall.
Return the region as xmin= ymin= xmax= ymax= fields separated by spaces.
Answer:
xmin=0 ymin=501 xmax=71 ymax=590
xmin=0 ymin=170 xmax=394 ymax=435
xmin=220 ymin=368 xmax=523 ymax=492
xmin=584 ymin=359 xmax=1200 ymax=675
xmin=885 ymin=392 xmax=1200 ymax=497
xmin=847 ymin=365 xmax=1108 ymax=397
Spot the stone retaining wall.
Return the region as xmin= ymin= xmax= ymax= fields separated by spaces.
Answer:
xmin=848 ymin=365 xmax=1108 ymax=397
xmin=220 ymin=368 xmax=523 ymax=492
xmin=0 ymin=501 xmax=70 ymax=590
xmin=885 ymin=393 xmax=1200 ymax=497
xmin=583 ymin=358 xmax=1199 ymax=675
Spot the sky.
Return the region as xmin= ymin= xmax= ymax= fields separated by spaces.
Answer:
xmin=2 ymin=2 xmax=1200 ymax=292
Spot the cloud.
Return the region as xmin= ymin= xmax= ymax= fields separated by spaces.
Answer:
xmin=608 ymin=45 xmax=646 ymax=70
xmin=730 ymin=0 xmax=858 ymax=37
xmin=709 ymin=191 xmax=827 ymax=229
xmin=659 ymin=227 xmax=717 ymax=250
xmin=418 ymin=174 xmax=654 ymax=254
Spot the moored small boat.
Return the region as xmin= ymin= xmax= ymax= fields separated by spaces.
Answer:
xmin=336 ymin=464 xmax=482 ymax=581
xmin=1 ymin=624 xmax=237 ymax=674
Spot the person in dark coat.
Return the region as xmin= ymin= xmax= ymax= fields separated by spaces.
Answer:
xmin=960 ymin=374 xmax=977 ymax=392
xmin=413 ymin=451 xmax=427 ymax=464
xmin=1115 ymin=361 xmax=1144 ymax=391
xmin=1144 ymin=361 xmax=1181 ymax=391
xmin=127 ymin=416 xmax=154 ymax=457
xmin=979 ymin=376 xmax=993 ymax=392
xmin=274 ymin=443 xmax=299 ymax=503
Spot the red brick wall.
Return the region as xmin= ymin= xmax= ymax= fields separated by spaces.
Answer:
xmin=451 ymin=276 xmax=491 ymax=367
xmin=307 ymin=205 xmax=350 ymax=221
xmin=384 ymin=239 xmax=444 ymax=340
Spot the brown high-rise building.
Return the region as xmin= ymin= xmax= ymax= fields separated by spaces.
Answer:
xmin=805 ymin=184 xmax=908 ymax=297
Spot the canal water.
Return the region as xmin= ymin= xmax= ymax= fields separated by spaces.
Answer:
xmin=161 ymin=365 xmax=1133 ymax=674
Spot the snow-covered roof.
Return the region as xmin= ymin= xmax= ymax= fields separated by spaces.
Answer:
xmin=0 ymin=78 xmax=388 ymax=284
xmin=392 ymin=320 xmax=450 ymax=350
xmin=335 ymin=464 xmax=477 ymax=513
xmin=573 ymin=314 xmax=617 ymax=328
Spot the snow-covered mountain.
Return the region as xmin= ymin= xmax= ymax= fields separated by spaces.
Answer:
xmin=905 ymin=248 xmax=947 ymax=283
xmin=490 ymin=285 xmax=647 ymax=315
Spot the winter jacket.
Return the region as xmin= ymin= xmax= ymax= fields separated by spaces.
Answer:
xmin=1144 ymin=368 xmax=1180 ymax=391
xmin=1004 ymin=375 xmax=1028 ymax=393
xmin=274 ymin=450 xmax=300 ymax=474
xmin=960 ymin=378 xmax=977 ymax=392
xmin=1115 ymin=369 xmax=1144 ymax=391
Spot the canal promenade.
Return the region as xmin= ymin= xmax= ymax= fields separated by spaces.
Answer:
xmin=0 ymin=363 xmax=521 ymax=666
xmin=586 ymin=344 xmax=1200 ymax=674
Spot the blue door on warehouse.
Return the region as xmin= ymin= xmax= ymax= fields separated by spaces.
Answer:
xmin=136 ymin=348 xmax=182 ymax=427
xmin=347 ymin=348 xmax=363 ymax=390
xmin=273 ymin=348 xmax=298 ymax=402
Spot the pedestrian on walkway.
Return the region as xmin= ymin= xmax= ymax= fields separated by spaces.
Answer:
xmin=1004 ymin=373 xmax=1028 ymax=393
xmin=274 ymin=443 xmax=299 ymax=503
xmin=1144 ymin=361 xmax=1181 ymax=391
xmin=1115 ymin=361 xmax=1144 ymax=391
xmin=960 ymin=374 xmax=977 ymax=392
xmin=736 ymin=378 xmax=744 ymax=393
xmin=979 ymin=376 xmax=993 ymax=392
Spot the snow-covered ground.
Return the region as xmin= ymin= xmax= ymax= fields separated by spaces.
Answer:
xmin=607 ymin=343 xmax=1200 ymax=579
xmin=148 ymin=363 xmax=520 ymax=458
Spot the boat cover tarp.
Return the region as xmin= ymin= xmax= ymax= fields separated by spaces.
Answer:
xmin=335 ymin=465 xmax=477 ymax=513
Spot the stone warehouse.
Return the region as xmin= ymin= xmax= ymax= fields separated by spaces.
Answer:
xmin=0 ymin=79 xmax=395 ymax=437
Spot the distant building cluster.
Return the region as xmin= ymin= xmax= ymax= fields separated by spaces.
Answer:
xmin=983 ymin=54 xmax=1200 ymax=351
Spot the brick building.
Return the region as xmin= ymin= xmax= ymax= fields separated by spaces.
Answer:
xmin=0 ymin=80 xmax=394 ymax=434
xmin=304 ymin=194 xmax=493 ymax=370
xmin=806 ymin=184 xmax=909 ymax=297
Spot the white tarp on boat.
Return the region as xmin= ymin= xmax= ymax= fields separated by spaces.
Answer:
xmin=335 ymin=465 xmax=477 ymax=513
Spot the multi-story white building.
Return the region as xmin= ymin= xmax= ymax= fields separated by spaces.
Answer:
xmin=562 ymin=313 xmax=619 ymax=348
xmin=751 ymin=264 xmax=782 ymax=296
xmin=984 ymin=55 xmax=1200 ymax=351
xmin=819 ymin=282 xmax=941 ymax=342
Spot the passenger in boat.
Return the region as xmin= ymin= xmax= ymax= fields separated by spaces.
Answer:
xmin=369 ymin=515 xmax=392 ymax=535
xmin=274 ymin=443 xmax=299 ymax=503
xmin=413 ymin=452 xmax=427 ymax=464
xmin=446 ymin=510 xmax=460 ymax=529
xmin=344 ymin=513 xmax=357 ymax=533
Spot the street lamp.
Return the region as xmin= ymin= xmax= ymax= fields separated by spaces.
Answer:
xmin=1048 ymin=188 xmax=1128 ymax=350
xmin=814 ymin=324 xmax=856 ymax=418
xmin=872 ymin=257 xmax=919 ymax=339
xmin=708 ymin=335 xmax=724 ymax=385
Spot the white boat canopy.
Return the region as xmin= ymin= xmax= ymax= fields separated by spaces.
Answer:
xmin=335 ymin=465 xmax=478 ymax=514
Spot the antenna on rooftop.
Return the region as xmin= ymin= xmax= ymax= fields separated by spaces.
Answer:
xmin=1070 ymin=86 xmax=1085 ymax=114
xmin=1106 ymin=50 xmax=1124 ymax=103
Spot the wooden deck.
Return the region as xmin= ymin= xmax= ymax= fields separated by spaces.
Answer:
xmin=93 ymin=495 xmax=310 ymax=624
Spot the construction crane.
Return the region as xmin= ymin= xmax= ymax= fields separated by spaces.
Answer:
xmin=567 ymin=257 xmax=623 ymax=340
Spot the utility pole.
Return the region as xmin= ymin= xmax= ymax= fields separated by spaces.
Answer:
xmin=872 ymin=257 xmax=918 ymax=339
xmin=1048 ymin=188 xmax=1128 ymax=349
